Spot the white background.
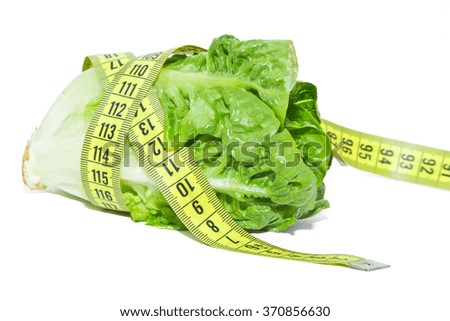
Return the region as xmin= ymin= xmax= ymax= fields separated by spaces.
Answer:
xmin=1 ymin=0 xmax=449 ymax=320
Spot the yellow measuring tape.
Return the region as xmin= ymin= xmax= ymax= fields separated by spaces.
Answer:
xmin=79 ymin=46 xmax=446 ymax=271
xmin=321 ymin=119 xmax=450 ymax=190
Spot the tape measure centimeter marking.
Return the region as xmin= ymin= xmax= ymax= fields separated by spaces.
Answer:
xmin=82 ymin=52 xmax=136 ymax=87
xmin=321 ymin=119 xmax=450 ymax=190
xmin=82 ymin=48 xmax=387 ymax=271
xmin=81 ymin=50 xmax=174 ymax=212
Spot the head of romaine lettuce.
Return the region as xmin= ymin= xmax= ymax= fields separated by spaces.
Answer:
xmin=23 ymin=35 xmax=332 ymax=232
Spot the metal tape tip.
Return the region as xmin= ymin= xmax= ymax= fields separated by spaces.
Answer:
xmin=349 ymin=259 xmax=390 ymax=271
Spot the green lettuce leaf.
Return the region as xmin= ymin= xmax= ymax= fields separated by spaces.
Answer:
xmin=285 ymin=81 xmax=332 ymax=184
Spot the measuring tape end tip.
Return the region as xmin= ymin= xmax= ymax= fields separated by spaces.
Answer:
xmin=348 ymin=259 xmax=390 ymax=271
